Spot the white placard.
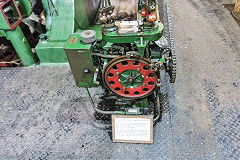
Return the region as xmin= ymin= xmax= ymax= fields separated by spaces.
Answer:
xmin=112 ymin=115 xmax=153 ymax=143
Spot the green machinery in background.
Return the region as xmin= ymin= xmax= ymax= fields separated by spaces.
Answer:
xmin=0 ymin=0 xmax=101 ymax=66
xmin=0 ymin=0 xmax=36 ymax=66
xmin=36 ymin=0 xmax=101 ymax=65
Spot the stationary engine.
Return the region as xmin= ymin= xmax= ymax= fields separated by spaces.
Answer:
xmin=65 ymin=0 xmax=176 ymax=120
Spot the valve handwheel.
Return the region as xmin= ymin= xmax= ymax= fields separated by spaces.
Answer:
xmin=103 ymin=56 xmax=158 ymax=99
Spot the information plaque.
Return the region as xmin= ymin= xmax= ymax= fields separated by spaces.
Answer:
xmin=112 ymin=115 xmax=153 ymax=144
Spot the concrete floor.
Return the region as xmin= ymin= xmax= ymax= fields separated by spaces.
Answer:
xmin=0 ymin=0 xmax=240 ymax=159
xmin=170 ymin=0 xmax=240 ymax=159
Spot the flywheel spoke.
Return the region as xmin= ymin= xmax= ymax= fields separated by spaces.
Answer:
xmin=104 ymin=56 xmax=158 ymax=99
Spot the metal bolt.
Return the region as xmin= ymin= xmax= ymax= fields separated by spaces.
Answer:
xmin=116 ymin=72 xmax=119 ymax=75
xmin=143 ymin=83 xmax=146 ymax=87
xmin=137 ymin=68 xmax=140 ymax=71
xmin=150 ymin=64 xmax=154 ymax=69
xmin=95 ymin=81 xmax=100 ymax=85
xmin=84 ymin=69 xmax=90 ymax=74
xmin=23 ymin=38 xmax=27 ymax=43
xmin=123 ymin=87 xmax=126 ymax=90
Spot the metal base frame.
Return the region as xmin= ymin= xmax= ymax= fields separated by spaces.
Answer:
xmin=85 ymin=87 xmax=162 ymax=122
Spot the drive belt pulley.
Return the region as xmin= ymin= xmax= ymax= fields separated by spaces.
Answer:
xmin=103 ymin=56 xmax=158 ymax=99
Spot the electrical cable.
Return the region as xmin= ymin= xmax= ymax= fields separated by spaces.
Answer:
xmin=85 ymin=88 xmax=125 ymax=115
xmin=49 ymin=0 xmax=58 ymax=16
xmin=47 ymin=0 xmax=51 ymax=16
xmin=0 ymin=59 xmax=21 ymax=65
xmin=153 ymin=88 xmax=161 ymax=122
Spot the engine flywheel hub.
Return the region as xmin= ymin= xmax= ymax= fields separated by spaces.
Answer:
xmin=103 ymin=56 xmax=157 ymax=99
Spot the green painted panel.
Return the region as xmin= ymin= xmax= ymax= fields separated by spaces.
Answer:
xmin=65 ymin=48 xmax=97 ymax=87
xmin=0 ymin=14 xmax=10 ymax=30
xmin=36 ymin=41 xmax=68 ymax=64
xmin=64 ymin=32 xmax=97 ymax=87
xmin=48 ymin=0 xmax=75 ymax=41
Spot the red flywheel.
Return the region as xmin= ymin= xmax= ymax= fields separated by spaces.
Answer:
xmin=103 ymin=56 xmax=158 ymax=99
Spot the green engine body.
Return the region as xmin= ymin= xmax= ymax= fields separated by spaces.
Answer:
xmin=64 ymin=0 xmax=165 ymax=90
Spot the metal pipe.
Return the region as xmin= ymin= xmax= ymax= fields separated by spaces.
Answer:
xmin=85 ymin=88 xmax=125 ymax=115
xmin=5 ymin=26 xmax=36 ymax=66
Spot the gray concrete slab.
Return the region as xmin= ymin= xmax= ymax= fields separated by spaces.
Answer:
xmin=169 ymin=0 xmax=240 ymax=159
xmin=0 ymin=67 xmax=174 ymax=159
xmin=0 ymin=0 xmax=240 ymax=159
